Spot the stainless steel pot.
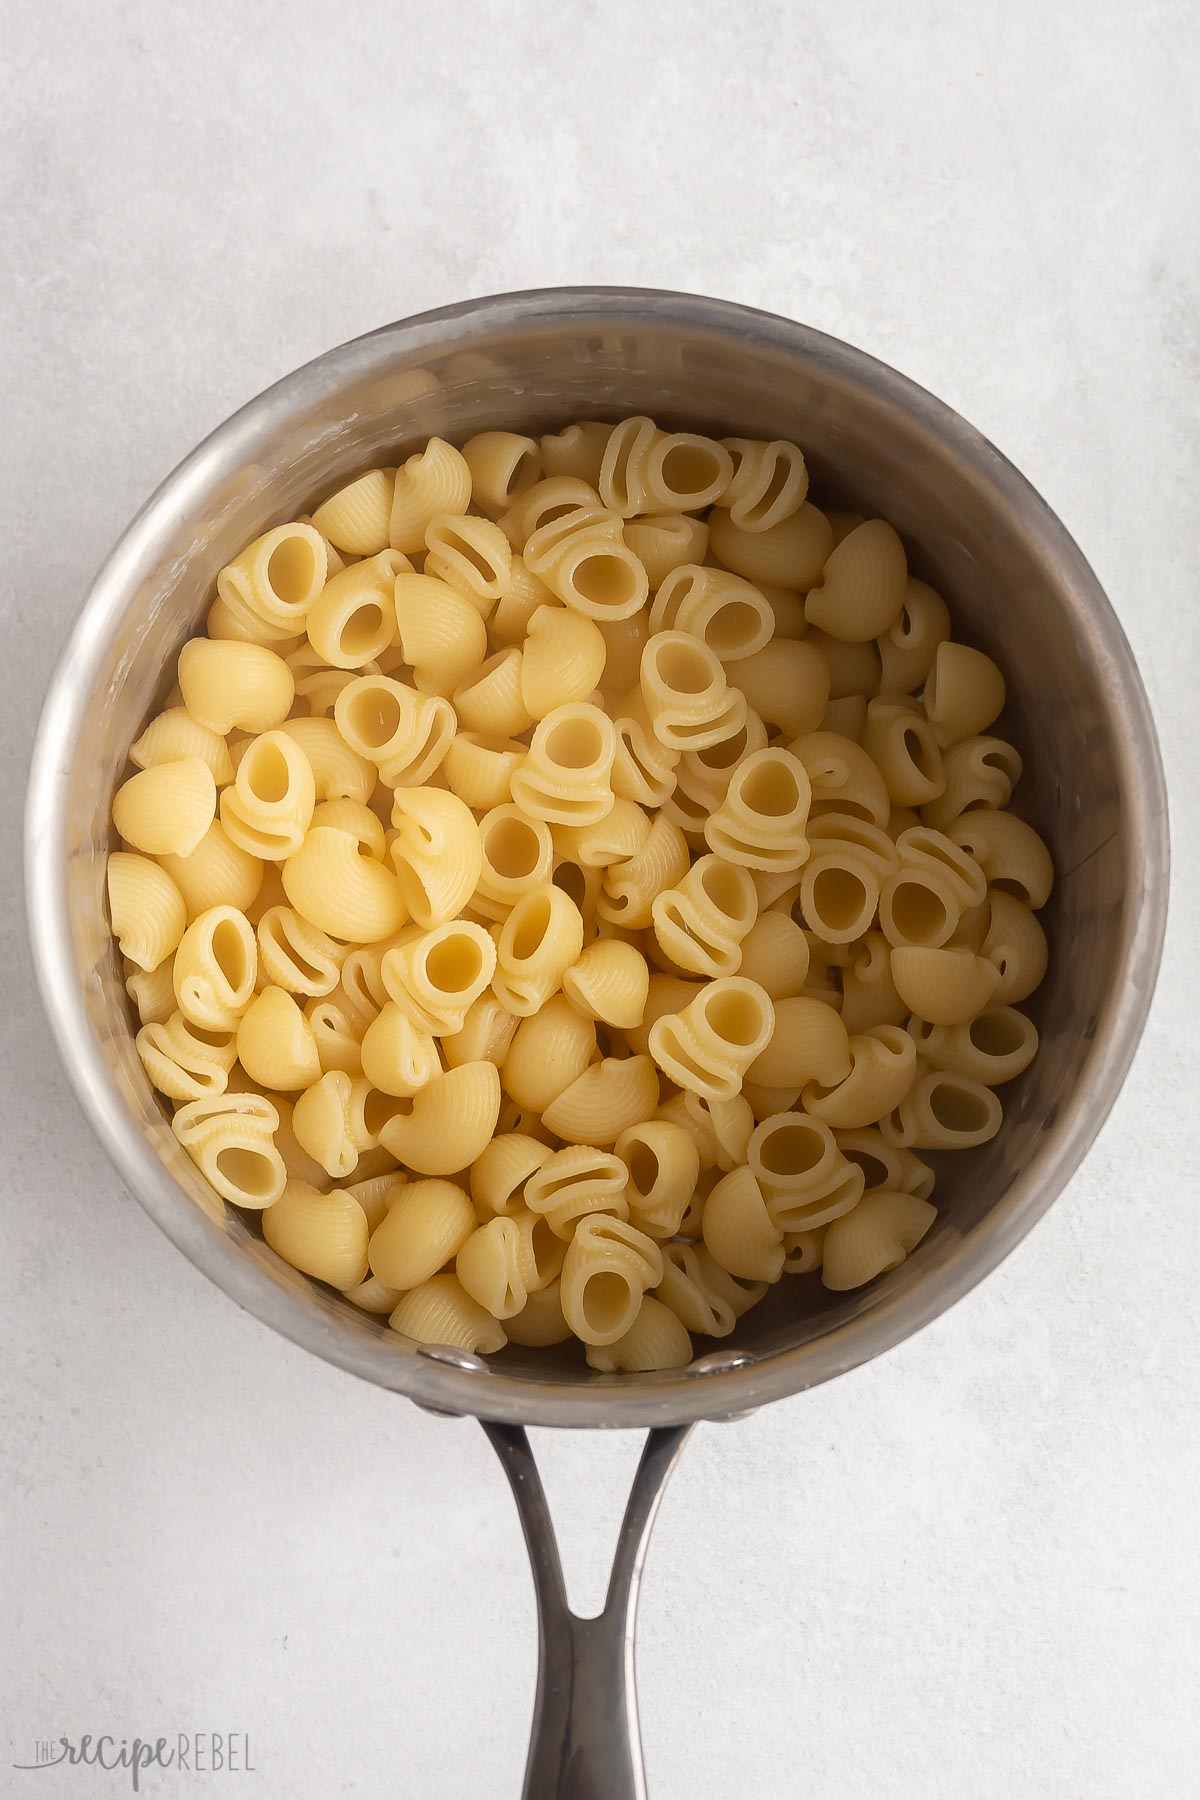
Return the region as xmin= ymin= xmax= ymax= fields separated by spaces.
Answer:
xmin=25 ymin=290 xmax=1169 ymax=1799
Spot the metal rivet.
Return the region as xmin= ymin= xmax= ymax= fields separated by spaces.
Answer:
xmin=687 ymin=1349 xmax=756 ymax=1378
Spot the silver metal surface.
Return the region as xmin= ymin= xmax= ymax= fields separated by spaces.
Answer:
xmin=484 ymin=1423 xmax=693 ymax=1800
xmin=24 ymin=286 xmax=1169 ymax=1426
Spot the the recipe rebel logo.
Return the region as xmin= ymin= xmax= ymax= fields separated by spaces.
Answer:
xmin=12 ymin=1732 xmax=256 ymax=1789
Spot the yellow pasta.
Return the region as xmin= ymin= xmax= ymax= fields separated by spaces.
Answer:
xmin=334 ymin=672 xmax=432 ymax=781
xmin=610 ymin=690 xmax=681 ymax=808
xmin=113 ymin=756 xmax=216 ymax=858
xmin=424 ymin=512 xmax=513 ymax=613
xmin=640 ymin=632 xmax=746 ymax=752
xmin=461 ymin=431 xmax=541 ymax=519
xmin=559 ymin=1214 xmax=664 ymax=1346
xmin=216 ymin=521 xmax=328 ymax=637
xmin=172 ymin=906 xmax=258 ymax=1029
xmin=441 ymin=732 xmax=522 ymax=810
xmin=388 ymin=438 xmax=472 ymax=552
xmin=380 ymin=919 xmax=495 ymax=1035
xmin=821 ymin=1190 xmax=937 ymax=1290
xmin=980 ymin=890 xmax=1049 ymax=1004
xmin=452 ymin=648 xmax=533 ymax=737
xmin=877 ymin=578 xmax=950 ymax=694
xmin=747 ymin=1110 xmax=865 ymax=1232
xmin=472 ymin=804 xmax=556 ymax=921
xmin=108 ymin=411 xmax=1051 ymax=1343
xmin=312 ymin=470 xmax=395 ymax=557
xmin=220 ymin=730 xmax=316 ymax=860
xmin=368 ymin=1176 xmax=476 ymax=1287
xmin=525 ymin=1144 xmax=629 ymax=1239
xmin=651 ymin=853 xmax=758 ymax=978
xmin=617 ymin=1118 xmax=701 ymax=1238
xmin=946 ymin=810 xmax=1054 ymax=910
xmin=388 ymin=1273 xmax=507 ymax=1353
xmin=839 ymin=930 xmax=908 ymax=1035
xmin=586 ymin=1296 xmax=693 ymax=1372
xmin=358 ymin=1004 xmax=441 ymax=1097
xmin=492 ymin=884 xmax=585 ymax=1016
xmin=136 ymin=1010 xmax=238 ymax=1102
xmin=562 ymin=938 xmax=650 ymax=1029
xmin=909 ymin=1006 xmax=1039 ymax=1087
xmin=510 ymin=703 xmax=617 ymax=826
xmin=172 ymin=1091 xmax=286 ymax=1209
xmin=521 ymin=603 xmax=607 ymax=719
xmin=389 ymin=788 xmax=482 ymax=928
xmin=541 ymin=1053 xmax=659 ymax=1144
xmin=594 ymin=822 xmax=687 ymax=936
xmin=303 ymin=551 xmax=402 ymax=669
xmin=734 ymin=912 xmax=811 ymax=999
xmin=443 ymin=992 xmax=519 ymax=1072
xmin=716 ymin=437 xmax=808 ymax=533
xmin=923 ymin=640 xmax=1006 ymax=746
xmin=920 ymin=735 xmax=1022 ymax=832
xmin=708 ymin=501 xmax=833 ymax=589
xmin=129 ymin=706 xmax=234 ymax=786
xmin=805 ymin=519 xmax=907 ymax=643
xmin=262 ymin=1179 xmax=370 ymax=1290
xmin=623 ymin=513 xmax=709 ymax=588
xmin=733 ymin=640 xmax=831 ymax=739
xmin=177 ymin=638 xmax=295 ymax=735
xmin=656 ymin=1241 xmax=765 ymax=1338
xmin=648 ymin=976 xmax=775 ymax=1102
xmin=705 ymin=747 xmax=812 ymax=872
xmin=107 ymin=852 xmax=188 ymax=971
xmin=650 ymin=564 xmax=775 ymax=662
xmin=890 ymin=946 xmax=1003 ymax=1026
xmin=236 ymin=986 xmax=323 ymax=1090
xmin=702 ymin=1165 xmax=784 ymax=1281
xmin=283 ymin=827 xmax=408 ymax=942
xmin=802 ymin=1024 xmax=918 ymax=1130
xmin=539 ymin=421 xmax=612 ymax=486
xmin=377 ymin=1061 xmax=501 ymax=1174
xmin=393 ymin=572 xmax=488 ymax=697
xmin=746 ymin=996 xmax=852 ymax=1090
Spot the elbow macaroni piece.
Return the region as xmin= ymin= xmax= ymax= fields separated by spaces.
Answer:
xmin=600 ymin=814 xmax=690 ymax=929
xmin=877 ymin=579 xmax=950 ymax=694
xmin=275 ymin=718 xmax=376 ymax=804
xmin=657 ymin=1241 xmax=765 ymax=1338
xmin=540 ymin=421 xmax=612 ymax=486
xmin=889 ymin=946 xmax=1003 ymax=1027
xmin=473 ymin=804 xmax=556 ymax=920
xmin=453 ymin=648 xmax=534 ymax=737
xmin=616 ymin=1118 xmax=701 ymax=1238
xmin=746 ymin=996 xmax=852 ymax=1090
xmin=623 ymin=513 xmax=709 ymax=588
xmin=747 ymin=1111 xmax=865 ymax=1232
xmin=262 ymin=1179 xmax=370 ymax=1289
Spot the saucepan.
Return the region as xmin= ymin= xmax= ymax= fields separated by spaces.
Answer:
xmin=24 ymin=289 xmax=1169 ymax=1797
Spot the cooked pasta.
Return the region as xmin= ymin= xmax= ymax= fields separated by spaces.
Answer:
xmin=502 ymin=994 xmax=597 ymax=1113
xmin=312 ymin=471 xmax=395 ymax=557
xmin=111 ymin=411 xmax=1050 ymax=1334
xmin=389 ymin=1273 xmax=508 ymax=1352
xmin=389 ymin=439 xmax=472 ymax=552
xmin=520 ymin=604 xmax=607 ymax=719
xmin=650 ymin=853 xmax=758 ymax=978
xmin=805 ymin=519 xmax=907 ymax=643
xmin=462 ymin=431 xmax=542 ymax=519
xmin=821 ymin=1190 xmax=937 ymax=1290
xmin=716 ymin=438 xmax=808 ymax=533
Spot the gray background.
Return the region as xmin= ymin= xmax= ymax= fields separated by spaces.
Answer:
xmin=2 ymin=3 xmax=1197 ymax=1796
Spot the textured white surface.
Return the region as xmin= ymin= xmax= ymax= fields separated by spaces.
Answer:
xmin=1 ymin=3 xmax=1197 ymax=1796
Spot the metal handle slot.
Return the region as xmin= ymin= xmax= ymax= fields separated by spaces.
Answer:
xmin=483 ymin=1421 xmax=693 ymax=1800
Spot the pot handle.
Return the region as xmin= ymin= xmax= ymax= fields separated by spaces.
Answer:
xmin=482 ymin=1420 xmax=693 ymax=1800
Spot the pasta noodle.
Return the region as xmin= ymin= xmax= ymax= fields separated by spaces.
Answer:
xmin=276 ymin=717 xmax=376 ymax=804
xmin=651 ymin=854 xmax=758 ymax=978
xmin=747 ymin=1111 xmax=864 ymax=1231
xmin=136 ymin=1010 xmax=239 ymax=1102
xmin=702 ymin=1165 xmax=785 ymax=1281
xmin=462 ymin=431 xmax=542 ymax=519
xmin=804 ymin=519 xmax=907 ymax=643
xmin=616 ymin=1118 xmax=701 ymax=1238
xmin=389 ymin=1274 xmax=508 ymax=1353
xmin=920 ymin=735 xmax=1022 ymax=832
xmin=656 ymin=1242 xmax=765 ymax=1339
xmin=540 ymin=421 xmax=612 ymax=487
xmin=172 ymin=1091 xmax=286 ymax=1208
xmin=520 ymin=604 xmax=607 ymax=719
xmin=923 ymin=640 xmax=1006 ymax=746
xmin=510 ymin=704 xmax=617 ymax=826
xmin=262 ymin=1179 xmax=371 ymax=1290
xmin=821 ymin=1190 xmax=937 ymax=1290
xmin=393 ymin=572 xmax=489 ymax=697
xmin=585 ymin=1296 xmax=693 ymax=1372
xmin=473 ymin=804 xmax=556 ymax=921
xmin=707 ymin=502 xmax=833 ymax=589
xmin=648 ymin=976 xmax=775 ymax=1102
xmin=107 ymin=852 xmax=187 ymax=970
xmin=729 ymin=639 xmax=830 ymax=739
xmin=389 ymin=788 xmax=482 ymax=928
xmin=540 ymin=1053 xmax=659 ymax=1144
xmin=716 ymin=437 xmax=808 ymax=533
xmin=559 ymin=1214 xmax=663 ymax=1346
xmin=216 ymin=521 xmax=328 ymax=637
xmin=640 ymin=632 xmax=746 ymax=752
xmin=889 ymin=947 xmax=1003 ymax=1026
xmin=705 ymin=747 xmax=811 ymax=872
xmin=129 ymin=707 xmax=234 ymax=786
xmin=623 ymin=514 xmax=709 ymax=588
xmin=377 ymin=1062 xmax=502 ymax=1174
xmin=369 ymin=1177 xmax=476 ymax=1287
xmin=283 ymin=827 xmax=408 ymax=942
xmin=237 ymin=986 xmax=323 ymax=1090
xmin=220 ymin=730 xmax=316 ymax=860
xmin=525 ymin=1145 xmax=630 ymax=1239
xmin=312 ymin=471 xmax=395 ymax=557
xmin=877 ymin=578 xmax=950 ymax=694
xmin=425 ymin=512 xmax=513 ymax=613
xmin=389 ymin=439 xmax=472 ymax=551
xmin=802 ymin=1024 xmax=918 ymax=1130
xmin=562 ymin=938 xmax=650 ymax=1028
xmin=733 ymin=912 xmax=811 ymax=999
xmin=502 ymin=995 xmax=597 ymax=1112
xmin=492 ymin=884 xmax=585 ymax=1015
xmin=649 ymin=564 xmax=774 ymax=662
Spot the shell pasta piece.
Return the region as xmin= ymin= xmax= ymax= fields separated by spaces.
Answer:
xmin=263 ymin=1179 xmax=370 ymax=1290
xmin=821 ymin=1190 xmax=937 ymax=1290
xmin=648 ymin=977 xmax=776 ymax=1102
xmin=511 ymin=704 xmax=618 ymax=826
xmin=369 ymin=1178 xmax=476 ymax=1287
xmin=651 ymin=854 xmax=758 ymax=978
xmin=107 ymin=853 xmax=187 ymax=970
xmin=640 ymin=633 xmax=746 ymax=752
xmin=559 ymin=1215 xmax=663 ymax=1346
xmin=283 ymin=828 xmax=408 ymax=942
xmin=541 ymin=1053 xmax=659 ymax=1144
xmin=586 ymin=1296 xmax=693 ymax=1372
xmin=389 ymin=1274 xmax=507 ymax=1353
xmin=389 ymin=788 xmax=483 ymax=928
xmin=492 ymin=884 xmax=585 ymax=1015
xmin=172 ymin=1092 xmax=286 ymax=1208
xmin=113 ymin=757 xmax=216 ymax=857
xmin=377 ymin=1062 xmax=501 ymax=1174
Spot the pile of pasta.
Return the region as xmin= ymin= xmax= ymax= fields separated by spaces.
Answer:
xmin=107 ymin=416 xmax=1052 ymax=1371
